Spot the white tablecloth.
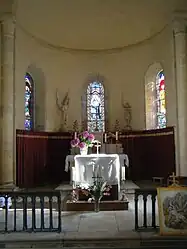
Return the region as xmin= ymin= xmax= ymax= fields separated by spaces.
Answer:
xmin=74 ymin=154 xmax=120 ymax=197
xmin=65 ymin=153 xmax=129 ymax=182
xmin=74 ymin=154 xmax=120 ymax=184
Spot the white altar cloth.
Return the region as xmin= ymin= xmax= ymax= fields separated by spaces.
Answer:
xmin=74 ymin=154 xmax=120 ymax=196
xmin=65 ymin=154 xmax=129 ymax=182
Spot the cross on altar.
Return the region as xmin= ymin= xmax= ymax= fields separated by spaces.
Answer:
xmin=169 ymin=172 xmax=179 ymax=186
xmin=95 ymin=141 xmax=101 ymax=154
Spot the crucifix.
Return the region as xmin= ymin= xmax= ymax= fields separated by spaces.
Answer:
xmin=169 ymin=172 xmax=179 ymax=186
xmin=95 ymin=141 xmax=101 ymax=154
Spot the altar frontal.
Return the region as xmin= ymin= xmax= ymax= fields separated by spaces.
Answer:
xmin=74 ymin=154 xmax=120 ymax=200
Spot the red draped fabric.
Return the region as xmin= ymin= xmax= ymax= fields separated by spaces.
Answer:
xmin=46 ymin=132 xmax=72 ymax=185
xmin=119 ymin=127 xmax=176 ymax=181
xmin=16 ymin=130 xmax=47 ymax=188
xmin=16 ymin=130 xmax=72 ymax=188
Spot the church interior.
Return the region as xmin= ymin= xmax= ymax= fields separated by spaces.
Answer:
xmin=0 ymin=0 xmax=187 ymax=245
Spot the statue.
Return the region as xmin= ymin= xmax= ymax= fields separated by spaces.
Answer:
xmin=56 ymin=89 xmax=70 ymax=131
xmin=72 ymin=120 xmax=79 ymax=132
xmin=114 ymin=119 xmax=120 ymax=131
xmin=121 ymin=94 xmax=132 ymax=130
xmin=81 ymin=120 xmax=86 ymax=131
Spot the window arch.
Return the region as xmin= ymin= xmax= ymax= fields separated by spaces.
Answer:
xmin=145 ymin=64 xmax=166 ymax=129
xmin=24 ymin=73 xmax=34 ymax=130
xmin=87 ymin=81 xmax=105 ymax=132
xmin=156 ymin=70 xmax=166 ymax=128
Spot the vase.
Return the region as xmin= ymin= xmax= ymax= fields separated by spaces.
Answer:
xmin=94 ymin=197 xmax=101 ymax=212
xmin=80 ymin=146 xmax=88 ymax=155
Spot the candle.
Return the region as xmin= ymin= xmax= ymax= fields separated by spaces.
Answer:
xmin=74 ymin=132 xmax=77 ymax=139
xmin=104 ymin=133 xmax=107 ymax=143
xmin=96 ymin=141 xmax=99 ymax=154
xmin=116 ymin=131 xmax=118 ymax=141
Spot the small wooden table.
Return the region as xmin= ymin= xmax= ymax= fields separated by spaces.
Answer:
xmin=152 ymin=177 xmax=164 ymax=185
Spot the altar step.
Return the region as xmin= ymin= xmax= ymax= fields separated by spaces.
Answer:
xmin=9 ymin=181 xmax=138 ymax=209
xmin=1 ymin=234 xmax=187 ymax=248
xmin=66 ymin=200 xmax=129 ymax=211
xmin=121 ymin=180 xmax=140 ymax=194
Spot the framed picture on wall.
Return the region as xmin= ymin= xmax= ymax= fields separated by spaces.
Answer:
xmin=157 ymin=186 xmax=187 ymax=236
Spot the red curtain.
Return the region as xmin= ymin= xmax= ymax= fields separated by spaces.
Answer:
xmin=16 ymin=130 xmax=47 ymax=188
xmin=46 ymin=132 xmax=72 ymax=185
xmin=16 ymin=130 xmax=72 ymax=188
xmin=119 ymin=127 xmax=176 ymax=181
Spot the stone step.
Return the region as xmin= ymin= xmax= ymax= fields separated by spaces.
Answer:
xmin=1 ymin=237 xmax=187 ymax=248
xmin=66 ymin=200 xmax=128 ymax=211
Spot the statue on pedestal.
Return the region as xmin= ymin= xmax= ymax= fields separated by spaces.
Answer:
xmin=56 ymin=89 xmax=70 ymax=131
xmin=122 ymin=101 xmax=132 ymax=130
xmin=72 ymin=120 xmax=79 ymax=132
xmin=114 ymin=119 xmax=120 ymax=132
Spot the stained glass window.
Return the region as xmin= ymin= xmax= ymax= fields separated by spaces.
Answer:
xmin=87 ymin=81 xmax=105 ymax=132
xmin=145 ymin=81 xmax=157 ymax=129
xmin=24 ymin=73 xmax=34 ymax=130
xmin=156 ymin=70 xmax=166 ymax=128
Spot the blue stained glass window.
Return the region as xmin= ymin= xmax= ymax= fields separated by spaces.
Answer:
xmin=24 ymin=74 xmax=34 ymax=130
xmin=87 ymin=81 xmax=105 ymax=132
xmin=156 ymin=70 xmax=166 ymax=128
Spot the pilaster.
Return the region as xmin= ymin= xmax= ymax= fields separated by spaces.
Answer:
xmin=0 ymin=15 xmax=15 ymax=185
xmin=173 ymin=17 xmax=187 ymax=176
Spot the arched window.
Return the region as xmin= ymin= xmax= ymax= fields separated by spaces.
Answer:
xmin=156 ymin=70 xmax=166 ymax=128
xmin=145 ymin=81 xmax=156 ymax=129
xmin=87 ymin=81 xmax=105 ymax=132
xmin=24 ymin=73 xmax=34 ymax=130
xmin=145 ymin=64 xmax=167 ymax=129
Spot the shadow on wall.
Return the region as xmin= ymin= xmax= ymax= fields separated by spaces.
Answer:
xmin=27 ymin=64 xmax=46 ymax=131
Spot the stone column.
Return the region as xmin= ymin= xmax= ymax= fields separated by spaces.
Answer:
xmin=173 ymin=18 xmax=187 ymax=176
xmin=0 ymin=16 xmax=15 ymax=186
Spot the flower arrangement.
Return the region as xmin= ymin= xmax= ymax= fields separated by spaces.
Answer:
xmin=71 ymin=131 xmax=95 ymax=149
xmin=75 ymin=176 xmax=111 ymax=201
xmin=71 ymin=176 xmax=112 ymax=211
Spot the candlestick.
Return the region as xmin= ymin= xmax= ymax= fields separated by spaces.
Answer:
xmin=74 ymin=132 xmax=77 ymax=139
xmin=104 ymin=133 xmax=107 ymax=143
xmin=116 ymin=131 xmax=118 ymax=141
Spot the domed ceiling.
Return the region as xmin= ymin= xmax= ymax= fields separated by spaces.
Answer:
xmin=16 ymin=0 xmax=187 ymax=50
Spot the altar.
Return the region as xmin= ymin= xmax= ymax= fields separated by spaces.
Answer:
xmin=65 ymin=153 xmax=129 ymax=186
xmin=75 ymin=154 xmax=121 ymax=200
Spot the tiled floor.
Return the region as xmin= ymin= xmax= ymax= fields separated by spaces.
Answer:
xmin=0 ymin=193 xmax=159 ymax=232
xmin=0 ymin=181 xmax=186 ymax=248
xmin=0 ymin=180 xmax=161 ymax=246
